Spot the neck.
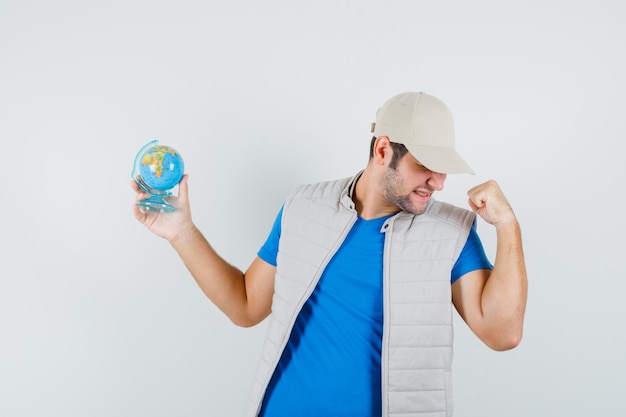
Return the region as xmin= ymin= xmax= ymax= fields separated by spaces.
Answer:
xmin=353 ymin=167 xmax=401 ymax=220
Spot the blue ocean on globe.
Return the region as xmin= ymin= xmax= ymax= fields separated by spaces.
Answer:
xmin=138 ymin=146 xmax=185 ymax=191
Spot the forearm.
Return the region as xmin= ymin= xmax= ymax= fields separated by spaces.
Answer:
xmin=170 ymin=224 xmax=250 ymax=324
xmin=481 ymin=218 xmax=528 ymax=349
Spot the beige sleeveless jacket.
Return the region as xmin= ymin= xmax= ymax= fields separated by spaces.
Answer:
xmin=247 ymin=173 xmax=475 ymax=417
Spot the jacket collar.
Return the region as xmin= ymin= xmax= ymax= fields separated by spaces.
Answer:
xmin=341 ymin=170 xmax=435 ymax=217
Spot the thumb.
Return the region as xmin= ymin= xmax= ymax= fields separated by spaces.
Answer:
xmin=177 ymin=174 xmax=190 ymax=201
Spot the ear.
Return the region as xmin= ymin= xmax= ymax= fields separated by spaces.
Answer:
xmin=372 ymin=136 xmax=392 ymax=166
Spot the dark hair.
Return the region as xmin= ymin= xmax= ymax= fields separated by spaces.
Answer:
xmin=369 ymin=136 xmax=408 ymax=170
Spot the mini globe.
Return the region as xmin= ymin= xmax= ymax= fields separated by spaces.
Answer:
xmin=132 ymin=140 xmax=185 ymax=212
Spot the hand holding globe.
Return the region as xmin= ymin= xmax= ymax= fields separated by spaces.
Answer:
xmin=131 ymin=140 xmax=185 ymax=213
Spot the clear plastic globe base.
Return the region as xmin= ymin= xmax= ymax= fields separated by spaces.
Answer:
xmin=132 ymin=140 xmax=185 ymax=213
xmin=134 ymin=189 xmax=176 ymax=213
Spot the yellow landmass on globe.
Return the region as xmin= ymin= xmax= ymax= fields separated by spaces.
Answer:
xmin=141 ymin=146 xmax=176 ymax=178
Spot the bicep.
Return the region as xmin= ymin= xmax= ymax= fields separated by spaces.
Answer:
xmin=451 ymin=268 xmax=491 ymax=327
xmin=242 ymin=256 xmax=276 ymax=326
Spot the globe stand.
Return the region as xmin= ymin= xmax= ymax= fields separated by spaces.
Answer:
xmin=132 ymin=140 xmax=184 ymax=213
xmin=135 ymin=195 xmax=176 ymax=213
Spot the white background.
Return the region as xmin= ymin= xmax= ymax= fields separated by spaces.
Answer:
xmin=1 ymin=0 xmax=624 ymax=416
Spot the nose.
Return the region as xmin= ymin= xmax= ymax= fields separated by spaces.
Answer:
xmin=427 ymin=171 xmax=446 ymax=191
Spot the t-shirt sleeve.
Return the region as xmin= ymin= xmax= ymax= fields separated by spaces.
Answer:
xmin=451 ymin=223 xmax=493 ymax=284
xmin=257 ymin=205 xmax=284 ymax=267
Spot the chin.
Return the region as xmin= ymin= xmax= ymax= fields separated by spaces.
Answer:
xmin=401 ymin=203 xmax=427 ymax=216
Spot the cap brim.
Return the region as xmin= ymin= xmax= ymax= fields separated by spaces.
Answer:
xmin=405 ymin=145 xmax=475 ymax=174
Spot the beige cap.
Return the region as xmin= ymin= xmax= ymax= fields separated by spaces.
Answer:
xmin=371 ymin=91 xmax=474 ymax=174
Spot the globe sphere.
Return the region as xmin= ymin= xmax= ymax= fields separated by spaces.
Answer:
xmin=137 ymin=145 xmax=185 ymax=191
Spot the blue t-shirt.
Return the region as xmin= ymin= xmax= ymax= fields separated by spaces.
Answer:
xmin=257 ymin=207 xmax=492 ymax=417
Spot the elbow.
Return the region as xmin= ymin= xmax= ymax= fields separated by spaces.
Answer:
xmin=232 ymin=318 xmax=259 ymax=328
xmin=229 ymin=311 xmax=267 ymax=328
xmin=230 ymin=315 xmax=256 ymax=328
xmin=486 ymin=330 xmax=523 ymax=352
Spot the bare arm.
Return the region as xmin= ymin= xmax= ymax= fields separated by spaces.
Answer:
xmin=131 ymin=175 xmax=275 ymax=327
xmin=452 ymin=180 xmax=528 ymax=351
xmin=171 ymin=227 xmax=276 ymax=327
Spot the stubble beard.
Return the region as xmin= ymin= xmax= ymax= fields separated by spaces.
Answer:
xmin=381 ymin=166 xmax=429 ymax=215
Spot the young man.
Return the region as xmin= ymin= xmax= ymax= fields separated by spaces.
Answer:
xmin=131 ymin=92 xmax=528 ymax=417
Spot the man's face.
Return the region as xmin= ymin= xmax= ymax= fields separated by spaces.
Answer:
xmin=380 ymin=152 xmax=447 ymax=215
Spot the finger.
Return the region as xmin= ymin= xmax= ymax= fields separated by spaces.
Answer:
xmin=177 ymin=174 xmax=190 ymax=202
xmin=134 ymin=191 xmax=151 ymax=203
xmin=468 ymin=187 xmax=486 ymax=207
xmin=467 ymin=198 xmax=480 ymax=212
xmin=131 ymin=200 xmax=146 ymax=220
xmin=130 ymin=179 xmax=151 ymax=200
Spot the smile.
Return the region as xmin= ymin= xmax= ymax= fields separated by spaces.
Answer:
xmin=413 ymin=190 xmax=431 ymax=200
